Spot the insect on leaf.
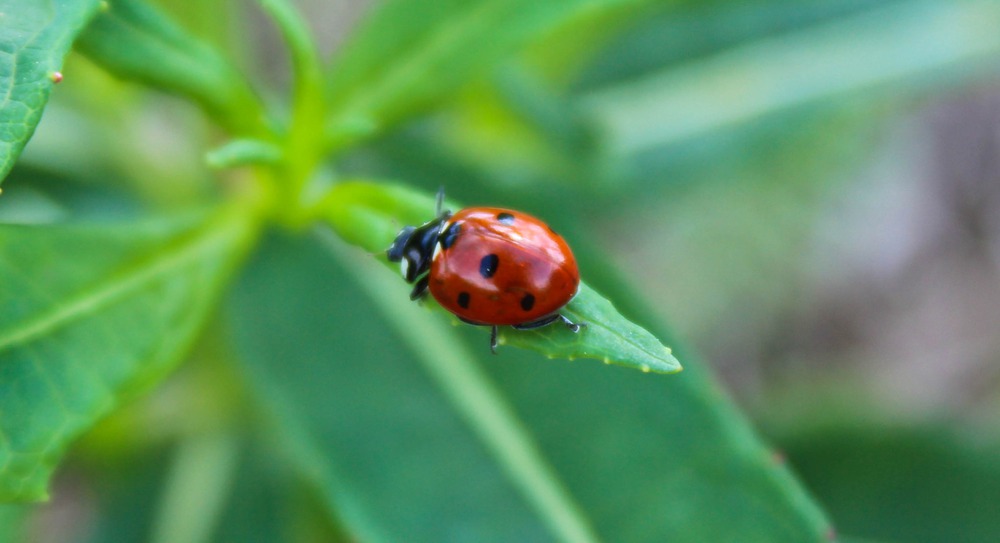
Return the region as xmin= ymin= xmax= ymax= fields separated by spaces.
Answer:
xmin=321 ymin=181 xmax=680 ymax=373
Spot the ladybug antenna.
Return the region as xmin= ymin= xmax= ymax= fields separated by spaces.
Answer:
xmin=435 ymin=186 xmax=446 ymax=217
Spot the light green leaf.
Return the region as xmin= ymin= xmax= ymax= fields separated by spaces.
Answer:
xmin=0 ymin=205 xmax=255 ymax=502
xmin=323 ymin=0 xmax=659 ymax=149
xmin=205 ymin=139 xmax=283 ymax=169
xmin=319 ymin=181 xmax=680 ymax=373
xmin=0 ymin=0 xmax=103 ymax=184
xmin=499 ymin=283 xmax=677 ymax=373
xmin=75 ymin=0 xmax=267 ymax=136
xmin=580 ymin=0 xmax=1000 ymax=157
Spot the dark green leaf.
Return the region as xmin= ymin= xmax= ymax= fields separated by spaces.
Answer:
xmin=229 ymin=233 xmax=577 ymax=541
xmin=0 ymin=0 xmax=103 ymax=184
xmin=227 ymin=230 xmax=832 ymax=541
xmin=320 ymin=181 xmax=680 ymax=373
xmin=75 ymin=0 xmax=267 ymax=136
xmin=0 ymin=206 xmax=255 ymax=502
xmin=775 ymin=418 xmax=1000 ymax=543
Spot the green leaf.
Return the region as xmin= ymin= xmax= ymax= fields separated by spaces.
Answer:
xmin=499 ymin=283 xmax=678 ymax=372
xmin=579 ymin=0 xmax=1000 ymax=157
xmin=0 ymin=205 xmax=255 ymax=502
xmin=323 ymin=0 xmax=660 ymax=149
xmin=227 ymin=231 xmax=831 ymax=541
xmin=75 ymin=0 xmax=267 ymax=136
xmin=205 ymin=139 xmax=283 ymax=169
xmin=0 ymin=505 xmax=26 ymax=542
xmin=767 ymin=410 xmax=1000 ymax=543
xmin=231 ymin=232 xmax=600 ymax=542
xmin=0 ymin=0 xmax=103 ymax=184
xmin=320 ymin=181 xmax=679 ymax=373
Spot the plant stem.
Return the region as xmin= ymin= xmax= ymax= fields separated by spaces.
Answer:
xmin=256 ymin=0 xmax=328 ymax=225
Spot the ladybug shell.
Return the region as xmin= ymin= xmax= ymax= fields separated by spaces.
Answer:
xmin=429 ymin=207 xmax=579 ymax=326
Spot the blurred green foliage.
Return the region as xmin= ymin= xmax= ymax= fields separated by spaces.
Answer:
xmin=2 ymin=0 xmax=1000 ymax=541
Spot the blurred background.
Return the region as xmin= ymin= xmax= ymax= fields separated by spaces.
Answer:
xmin=5 ymin=0 xmax=1000 ymax=541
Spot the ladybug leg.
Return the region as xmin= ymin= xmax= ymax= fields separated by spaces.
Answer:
xmin=512 ymin=314 xmax=559 ymax=330
xmin=512 ymin=314 xmax=586 ymax=333
xmin=556 ymin=313 xmax=585 ymax=333
xmin=409 ymin=275 xmax=430 ymax=301
xmin=490 ymin=325 xmax=498 ymax=355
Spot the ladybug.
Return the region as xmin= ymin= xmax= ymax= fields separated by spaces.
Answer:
xmin=387 ymin=190 xmax=583 ymax=353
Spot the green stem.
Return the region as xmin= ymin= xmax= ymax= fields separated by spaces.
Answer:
xmin=256 ymin=0 xmax=328 ymax=224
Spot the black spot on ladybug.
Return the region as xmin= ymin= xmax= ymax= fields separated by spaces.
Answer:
xmin=457 ymin=292 xmax=471 ymax=309
xmin=440 ymin=222 xmax=461 ymax=250
xmin=480 ymin=254 xmax=499 ymax=278
xmin=520 ymin=293 xmax=535 ymax=312
xmin=497 ymin=212 xmax=515 ymax=225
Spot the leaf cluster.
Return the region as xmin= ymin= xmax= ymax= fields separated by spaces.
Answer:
xmin=3 ymin=0 xmax=997 ymax=540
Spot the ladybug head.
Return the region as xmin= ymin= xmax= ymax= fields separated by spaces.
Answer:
xmin=386 ymin=216 xmax=447 ymax=283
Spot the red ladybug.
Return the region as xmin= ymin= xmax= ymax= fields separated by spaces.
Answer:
xmin=387 ymin=190 xmax=583 ymax=353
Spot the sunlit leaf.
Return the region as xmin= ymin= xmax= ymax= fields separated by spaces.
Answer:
xmin=0 ymin=0 xmax=103 ymax=184
xmin=0 ymin=206 xmax=255 ymax=501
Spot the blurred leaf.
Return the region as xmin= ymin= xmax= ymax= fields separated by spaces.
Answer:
xmin=320 ymin=181 xmax=680 ymax=373
xmin=0 ymin=505 xmax=26 ymax=542
xmin=323 ymin=0 xmax=664 ymax=150
xmin=206 ymin=139 xmax=283 ymax=169
xmin=573 ymin=0 xmax=889 ymax=91
xmin=580 ymin=0 xmax=1000 ymax=157
xmin=0 ymin=0 xmax=102 ymax=184
xmin=226 ymin=229 xmax=832 ymax=541
xmin=75 ymin=0 xmax=267 ymax=136
xmin=148 ymin=432 xmax=240 ymax=543
xmin=211 ymin=440 xmax=323 ymax=543
xmin=0 ymin=206 xmax=255 ymax=502
xmin=776 ymin=419 xmax=1000 ymax=543
xmin=229 ymin=232 xmax=579 ymax=542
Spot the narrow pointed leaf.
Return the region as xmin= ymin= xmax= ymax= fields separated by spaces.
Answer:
xmin=75 ymin=0 xmax=266 ymax=135
xmin=0 ymin=0 xmax=103 ymax=184
xmin=228 ymin=233 xmax=570 ymax=541
xmin=0 ymin=206 xmax=255 ymax=502
xmin=323 ymin=0 xmax=661 ymax=148
xmin=227 ymin=231 xmax=832 ymax=541
xmin=320 ymin=181 xmax=680 ymax=373
xmin=580 ymin=0 xmax=1000 ymax=156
